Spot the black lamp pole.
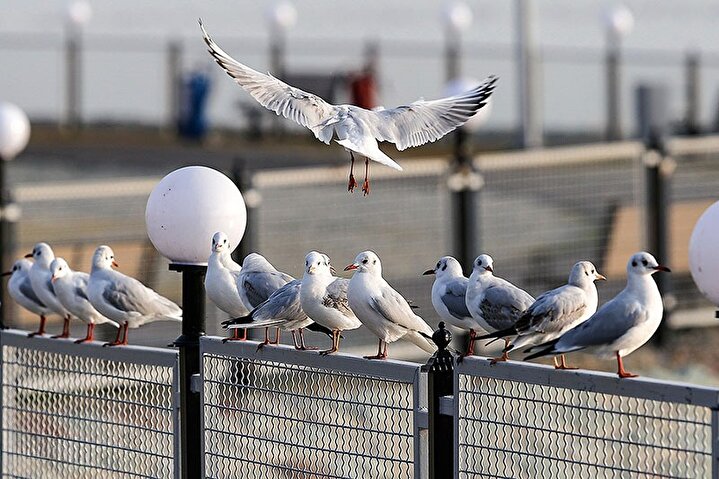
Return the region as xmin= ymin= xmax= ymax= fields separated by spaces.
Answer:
xmin=170 ymin=263 xmax=207 ymax=479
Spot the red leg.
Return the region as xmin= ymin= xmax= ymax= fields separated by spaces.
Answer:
xmin=319 ymin=330 xmax=340 ymax=356
xmin=348 ymin=152 xmax=358 ymax=192
xmin=616 ymin=352 xmax=638 ymax=378
xmin=104 ymin=322 xmax=128 ymax=347
xmin=256 ymin=327 xmax=271 ymax=351
xmin=75 ymin=323 xmax=95 ymax=344
xmin=222 ymin=328 xmax=247 ymax=343
xmin=554 ymin=354 xmax=578 ymax=370
xmin=51 ymin=315 xmax=72 ymax=339
xmin=291 ymin=330 xmax=300 ymax=349
xmin=296 ymin=329 xmax=318 ymax=351
xmin=462 ymin=329 xmax=477 ymax=358
xmin=489 ymin=338 xmax=511 ymax=365
xmin=28 ymin=315 xmax=47 ymax=337
xmin=364 ymin=339 xmax=388 ymax=360
xmin=271 ymin=327 xmax=281 ymax=345
xmin=362 ymin=158 xmax=371 ymax=196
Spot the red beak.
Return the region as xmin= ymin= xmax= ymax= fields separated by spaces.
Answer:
xmin=112 ymin=261 xmax=119 ymax=268
xmin=51 ymin=275 xmax=57 ymax=283
xmin=485 ymin=266 xmax=494 ymax=273
xmin=24 ymin=253 xmax=33 ymax=258
xmin=1 ymin=271 xmax=12 ymax=277
xmin=344 ymin=263 xmax=358 ymax=271
xmin=654 ymin=265 xmax=671 ymax=273
xmin=423 ymin=269 xmax=435 ymax=275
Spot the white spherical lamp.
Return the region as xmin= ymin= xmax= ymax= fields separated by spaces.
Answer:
xmin=443 ymin=78 xmax=492 ymax=132
xmin=689 ymin=200 xmax=719 ymax=306
xmin=268 ymin=1 xmax=297 ymax=30
xmin=145 ymin=166 xmax=247 ymax=265
xmin=0 ymin=102 xmax=31 ymax=161
xmin=442 ymin=2 xmax=473 ymax=33
xmin=604 ymin=4 xmax=634 ymax=38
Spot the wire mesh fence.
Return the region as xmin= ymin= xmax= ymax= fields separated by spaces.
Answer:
xmin=201 ymin=336 xmax=425 ymax=479
xmin=454 ymin=356 xmax=719 ymax=479
xmin=0 ymin=329 xmax=180 ymax=478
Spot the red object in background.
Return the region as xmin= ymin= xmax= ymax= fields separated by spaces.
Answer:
xmin=350 ymin=70 xmax=377 ymax=109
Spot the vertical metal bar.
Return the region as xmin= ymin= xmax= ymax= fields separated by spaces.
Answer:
xmin=450 ymin=129 xmax=482 ymax=275
xmin=412 ymin=368 xmax=422 ymax=479
xmin=453 ymin=362 xmax=460 ymax=479
xmin=605 ymin=46 xmax=621 ymax=140
xmin=445 ymin=28 xmax=460 ymax=82
xmin=170 ymin=263 xmax=207 ymax=479
xmin=684 ymin=51 xmax=701 ymax=135
xmin=233 ymin=158 xmax=259 ymax=264
xmin=712 ymin=408 xmax=719 ymax=479
xmin=0 ymin=160 xmax=7 ymax=328
xmin=65 ymin=29 xmax=81 ymax=130
xmin=172 ymin=357 xmax=181 ymax=479
xmin=0 ymin=332 xmax=4 ymax=476
xmin=516 ymin=0 xmax=542 ymax=148
xmin=422 ymin=323 xmax=454 ymax=479
xmin=166 ymin=40 xmax=182 ymax=133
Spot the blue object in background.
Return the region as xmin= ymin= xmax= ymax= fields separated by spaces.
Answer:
xmin=177 ymin=69 xmax=211 ymax=140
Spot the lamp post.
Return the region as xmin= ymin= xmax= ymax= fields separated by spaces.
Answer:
xmin=515 ymin=0 xmax=542 ymax=148
xmin=603 ymin=3 xmax=634 ymax=141
xmin=65 ymin=0 xmax=92 ymax=130
xmin=145 ymin=166 xmax=247 ymax=478
xmin=441 ymin=2 xmax=473 ymax=83
xmin=267 ymin=1 xmax=297 ymax=79
xmin=0 ymin=103 xmax=30 ymax=328
xmin=689 ymin=200 xmax=719 ymax=320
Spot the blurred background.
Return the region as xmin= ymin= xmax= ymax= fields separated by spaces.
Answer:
xmin=1 ymin=0 xmax=718 ymax=381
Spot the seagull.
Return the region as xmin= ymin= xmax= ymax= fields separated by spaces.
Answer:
xmin=25 ymin=243 xmax=73 ymax=338
xmin=526 ymin=252 xmax=670 ymax=378
xmin=301 ymin=251 xmax=362 ymax=355
xmin=478 ymin=261 xmax=606 ymax=369
xmin=200 ymin=20 xmax=497 ymax=195
xmin=3 ymin=259 xmax=50 ymax=333
xmin=423 ymin=256 xmax=481 ymax=357
xmin=238 ymin=252 xmax=294 ymax=344
xmin=346 ymin=251 xmax=435 ymax=359
xmin=87 ymin=245 xmax=182 ymax=346
xmin=223 ymin=279 xmax=333 ymax=350
xmin=49 ymin=258 xmax=120 ymax=343
xmin=205 ymin=232 xmax=250 ymax=341
xmin=464 ymin=254 xmax=535 ymax=364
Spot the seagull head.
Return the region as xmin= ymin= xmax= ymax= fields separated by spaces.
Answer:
xmin=627 ymin=252 xmax=671 ymax=276
xmin=50 ymin=257 xmax=70 ymax=283
xmin=424 ymin=256 xmax=463 ymax=279
xmin=345 ymin=250 xmax=381 ymax=276
xmin=305 ymin=251 xmax=334 ymax=276
xmin=2 ymin=259 xmax=31 ymax=277
xmin=568 ymin=261 xmax=606 ymax=287
xmin=211 ymin=232 xmax=231 ymax=254
xmin=241 ymin=252 xmax=275 ymax=273
xmin=93 ymin=245 xmax=119 ymax=270
xmin=471 ymin=254 xmax=494 ymax=276
xmin=26 ymin=242 xmax=55 ymax=268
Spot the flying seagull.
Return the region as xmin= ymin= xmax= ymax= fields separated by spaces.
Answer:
xmin=200 ymin=19 xmax=497 ymax=195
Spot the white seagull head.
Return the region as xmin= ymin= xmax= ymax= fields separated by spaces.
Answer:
xmin=471 ymin=254 xmax=494 ymax=277
xmin=50 ymin=257 xmax=71 ymax=283
xmin=345 ymin=250 xmax=382 ymax=276
xmin=627 ymin=252 xmax=671 ymax=276
xmin=211 ymin=232 xmax=231 ymax=254
xmin=568 ymin=260 xmax=606 ymax=287
xmin=305 ymin=250 xmax=334 ymax=276
xmin=424 ymin=256 xmax=464 ymax=279
xmin=92 ymin=245 xmax=119 ymax=270
xmin=26 ymin=242 xmax=55 ymax=268
xmin=3 ymin=258 xmax=31 ymax=277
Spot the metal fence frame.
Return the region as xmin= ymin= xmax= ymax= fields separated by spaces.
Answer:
xmin=0 ymin=329 xmax=181 ymax=478
xmin=453 ymin=356 xmax=719 ymax=479
xmin=199 ymin=336 xmax=426 ymax=479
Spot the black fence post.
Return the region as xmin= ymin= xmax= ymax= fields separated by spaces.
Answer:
xmin=170 ymin=263 xmax=207 ymax=479
xmin=231 ymin=158 xmax=259 ymax=264
xmin=422 ymin=322 xmax=455 ymax=479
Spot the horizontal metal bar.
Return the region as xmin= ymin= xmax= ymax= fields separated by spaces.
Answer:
xmin=439 ymin=395 xmax=454 ymax=417
xmin=456 ymin=355 xmax=719 ymax=408
xmin=415 ymin=407 xmax=428 ymax=430
xmin=0 ymin=329 xmax=178 ymax=368
xmin=201 ymin=336 xmax=420 ymax=383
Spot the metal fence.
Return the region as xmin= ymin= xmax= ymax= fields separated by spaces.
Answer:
xmin=0 ymin=329 xmax=180 ymax=478
xmin=454 ymin=356 xmax=719 ymax=478
xmin=200 ymin=336 xmax=426 ymax=479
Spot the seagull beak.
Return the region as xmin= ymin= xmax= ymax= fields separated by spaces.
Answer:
xmin=653 ymin=265 xmax=671 ymax=273
xmin=24 ymin=253 xmax=33 ymax=258
xmin=344 ymin=263 xmax=358 ymax=271
xmin=485 ymin=266 xmax=494 ymax=273
xmin=1 ymin=271 xmax=12 ymax=277
xmin=330 ymin=265 xmax=337 ymax=275
xmin=112 ymin=261 xmax=119 ymax=268
xmin=423 ymin=269 xmax=435 ymax=276
xmin=307 ymin=266 xmax=316 ymax=274
xmin=596 ymin=272 xmax=607 ymax=281
xmin=51 ymin=275 xmax=57 ymax=283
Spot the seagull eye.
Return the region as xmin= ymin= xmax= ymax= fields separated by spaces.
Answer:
xmin=317 ymin=261 xmax=321 ymax=265
xmin=632 ymin=261 xmax=637 ymax=267
xmin=641 ymin=259 xmax=648 ymax=266
xmin=223 ymin=239 xmax=227 ymax=244
xmin=441 ymin=264 xmax=447 ymax=271
xmin=585 ymin=271 xmax=589 ymax=276
xmin=37 ymin=251 xmax=41 ymax=256
xmin=373 ymin=260 xmax=377 ymax=265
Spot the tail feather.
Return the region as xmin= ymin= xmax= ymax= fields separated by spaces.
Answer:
xmin=305 ymin=322 xmax=334 ymax=339
xmin=406 ymin=331 xmax=437 ymax=354
xmin=222 ymin=313 xmax=283 ymax=330
xmin=476 ymin=326 xmax=517 ymax=341
xmin=523 ymin=339 xmax=560 ymax=361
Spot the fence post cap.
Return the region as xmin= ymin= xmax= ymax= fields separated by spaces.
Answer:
xmin=432 ymin=322 xmax=452 ymax=350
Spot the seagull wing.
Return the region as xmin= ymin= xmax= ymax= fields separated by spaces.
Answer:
xmin=371 ymin=286 xmax=433 ymax=336
xmin=367 ymin=75 xmax=498 ymax=150
xmin=516 ymin=285 xmax=587 ymax=335
xmin=200 ymin=20 xmax=338 ymax=143
xmin=440 ymin=278 xmax=471 ymax=320
xmin=19 ymin=276 xmax=46 ymax=308
xmin=480 ymin=282 xmax=534 ymax=330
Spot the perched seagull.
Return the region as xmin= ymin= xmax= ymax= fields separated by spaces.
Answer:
xmin=238 ymin=252 xmax=294 ymax=344
xmin=87 ymin=245 xmax=182 ymax=346
xmin=423 ymin=256 xmax=480 ymax=356
xmin=205 ymin=232 xmax=250 ymax=341
xmin=464 ymin=254 xmax=535 ymax=363
xmin=479 ymin=261 xmax=606 ymax=369
xmin=526 ymin=252 xmax=670 ymax=378
xmin=346 ymin=251 xmax=435 ymax=359
xmin=200 ymin=20 xmax=497 ymax=195
xmin=26 ymin=243 xmax=73 ymax=338
xmin=301 ymin=251 xmax=362 ymax=355
xmin=3 ymin=259 xmax=50 ymax=333
xmin=223 ymin=279 xmax=332 ymax=350
xmin=50 ymin=258 xmax=120 ymax=343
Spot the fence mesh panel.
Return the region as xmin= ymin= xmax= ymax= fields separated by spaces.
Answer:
xmin=1 ymin=334 xmax=178 ymax=478
xmin=202 ymin=340 xmax=419 ymax=479
xmin=456 ymin=367 xmax=714 ymax=478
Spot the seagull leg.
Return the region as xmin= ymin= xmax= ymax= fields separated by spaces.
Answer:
xmin=256 ymin=327 xmax=272 ymax=351
xmin=361 ymin=158 xmax=371 ymax=196
xmin=74 ymin=323 xmax=95 ymax=344
xmin=222 ymin=328 xmax=248 ymax=343
xmin=347 ymin=152 xmax=358 ymax=192
xmin=28 ymin=315 xmax=47 ymax=337
xmin=297 ymin=329 xmax=317 ymax=351
xmin=555 ymin=354 xmax=578 ymax=370
xmin=104 ymin=322 xmax=129 ymax=347
xmin=319 ymin=330 xmax=340 ymax=355
xmin=616 ymin=352 xmax=638 ymax=378
xmin=51 ymin=315 xmax=72 ymax=339
xmin=489 ymin=338 xmax=511 ymax=365
xmin=364 ymin=339 xmax=388 ymax=360
xmin=272 ymin=327 xmax=281 ymax=345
